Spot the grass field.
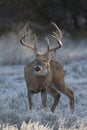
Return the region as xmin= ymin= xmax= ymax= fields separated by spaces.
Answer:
xmin=0 ymin=32 xmax=87 ymax=130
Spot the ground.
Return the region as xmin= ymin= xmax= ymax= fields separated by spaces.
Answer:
xmin=0 ymin=33 xmax=87 ymax=130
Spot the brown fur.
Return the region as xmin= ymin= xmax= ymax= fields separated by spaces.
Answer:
xmin=24 ymin=56 xmax=74 ymax=113
xmin=20 ymin=21 xmax=74 ymax=113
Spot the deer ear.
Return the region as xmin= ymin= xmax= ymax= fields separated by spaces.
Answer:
xmin=48 ymin=51 xmax=56 ymax=61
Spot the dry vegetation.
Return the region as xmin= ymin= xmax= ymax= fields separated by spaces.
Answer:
xmin=0 ymin=31 xmax=87 ymax=130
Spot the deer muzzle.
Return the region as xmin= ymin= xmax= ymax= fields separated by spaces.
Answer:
xmin=35 ymin=66 xmax=42 ymax=72
xmin=34 ymin=65 xmax=48 ymax=76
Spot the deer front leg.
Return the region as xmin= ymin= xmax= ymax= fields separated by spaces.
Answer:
xmin=41 ymin=89 xmax=47 ymax=110
xmin=27 ymin=91 xmax=33 ymax=110
xmin=47 ymin=87 xmax=61 ymax=112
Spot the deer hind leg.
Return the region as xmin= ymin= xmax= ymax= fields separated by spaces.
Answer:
xmin=47 ymin=87 xmax=61 ymax=112
xmin=41 ymin=89 xmax=47 ymax=110
xmin=55 ymin=83 xmax=74 ymax=113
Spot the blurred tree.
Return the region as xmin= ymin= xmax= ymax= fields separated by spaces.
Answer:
xmin=0 ymin=0 xmax=87 ymax=34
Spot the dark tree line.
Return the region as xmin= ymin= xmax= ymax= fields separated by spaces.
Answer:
xmin=0 ymin=0 xmax=87 ymax=34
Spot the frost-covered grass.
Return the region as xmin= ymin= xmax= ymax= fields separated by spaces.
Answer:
xmin=0 ymin=32 xmax=35 ymax=65
xmin=0 ymin=121 xmax=87 ymax=130
xmin=0 ymin=33 xmax=87 ymax=130
xmin=0 ymin=121 xmax=53 ymax=130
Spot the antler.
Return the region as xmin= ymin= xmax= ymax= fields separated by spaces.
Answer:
xmin=20 ymin=21 xmax=37 ymax=52
xmin=46 ymin=22 xmax=62 ymax=53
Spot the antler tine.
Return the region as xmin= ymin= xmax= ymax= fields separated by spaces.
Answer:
xmin=22 ymin=21 xmax=29 ymax=33
xmin=47 ymin=22 xmax=62 ymax=53
xmin=45 ymin=37 xmax=50 ymax=50
xmin=51 ymin=22 xmax=62 ymax=40
xmin=20 ymin=33 xmax=35 ymax=51
xmin=20 ymin=21 xmax=37 ymax=52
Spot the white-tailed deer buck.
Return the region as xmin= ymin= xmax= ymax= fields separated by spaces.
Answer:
xmin=20 ymin=22 xmax=74 ymax=113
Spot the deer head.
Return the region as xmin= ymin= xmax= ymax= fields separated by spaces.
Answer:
xmin=20 ymin=22 xmax=62 ymax=76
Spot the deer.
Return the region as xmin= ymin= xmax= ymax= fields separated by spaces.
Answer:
xmin=20 ymin=22 xmax=74 ymax=113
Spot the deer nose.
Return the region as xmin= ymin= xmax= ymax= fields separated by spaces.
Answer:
xmin=35 ymin=66 xmax=41 ymax=72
